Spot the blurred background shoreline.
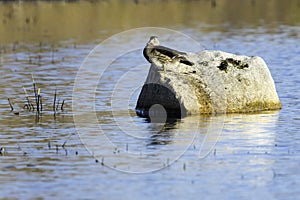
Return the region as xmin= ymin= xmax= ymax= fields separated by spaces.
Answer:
xmin=1 ymin=0 xmax=300 ymax=44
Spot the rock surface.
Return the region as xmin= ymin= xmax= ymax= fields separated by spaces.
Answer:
xmin=136 ymin=50 xmax=282 ymax=117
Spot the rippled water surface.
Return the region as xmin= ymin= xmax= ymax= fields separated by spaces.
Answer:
xmin=0 ymin=0 xmax=300 ymax=199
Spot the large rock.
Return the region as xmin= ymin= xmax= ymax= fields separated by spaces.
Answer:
xmin=135 ymin=50 xmax=282 ymax=118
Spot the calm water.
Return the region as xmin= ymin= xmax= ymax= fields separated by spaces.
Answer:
xmin=0 ymin=0 xmax=300 ymax=199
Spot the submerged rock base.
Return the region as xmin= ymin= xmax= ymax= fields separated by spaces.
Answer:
xmin=136 ymin=50 xmax=282 ymax=118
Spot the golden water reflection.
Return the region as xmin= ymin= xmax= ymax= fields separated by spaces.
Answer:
xmin=0 ymin=0 xmax=300 ymax=44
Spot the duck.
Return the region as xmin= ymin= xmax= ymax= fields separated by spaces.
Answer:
xmin=143 ymin=36 xmax=194 ymax=72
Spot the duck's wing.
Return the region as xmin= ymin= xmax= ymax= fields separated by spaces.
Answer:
xmin=153 ymin=45 xmax=186 ymax=59
xmin=155 ymin=45 xmax=193 ymax=66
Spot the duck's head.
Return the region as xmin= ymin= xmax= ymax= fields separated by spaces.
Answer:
xmin=147 ymin=36 xmax=160 ymax=46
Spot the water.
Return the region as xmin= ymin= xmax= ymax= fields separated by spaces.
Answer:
xmin=0 ymin=0 xmax=300 ymax=199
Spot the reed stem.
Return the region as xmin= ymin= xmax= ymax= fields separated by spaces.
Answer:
xmin=23 ymin=87 xmax=33 ymax=110
xmin=32 ymin=74 xmax=38 ymax=111
xmin=61 ymin=99 xmax=65 ymax=111
xmin=53 ymin=87 xmax=57 ymax=112
xmin=37 ymin=88 xmax=40 ymax=113
xmin=7 ymin=98 xmax=14 ymax=111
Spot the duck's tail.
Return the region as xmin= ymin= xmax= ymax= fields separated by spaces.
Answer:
xmin=179 ymin=57 xmax=194 ymax=66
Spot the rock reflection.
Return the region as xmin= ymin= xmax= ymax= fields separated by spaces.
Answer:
xmin=146 ymin=117 xmax=179 ymax=146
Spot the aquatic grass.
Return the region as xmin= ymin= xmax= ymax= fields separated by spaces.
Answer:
xmin=39 ymin=90 xmax=42 ymax=112
xmin=31 ymin=74 xmax=38 ymax=111
xmin=56 ymin=144 xmax=59 ymax=154
xmin=23 ymin=87 xmax=34 ymax=111
xmin=37 ymin=88 xmax=41 ymax=113
xmin=56 ymin=99 xmax=60 ymax=112
xmin=61 ymin=99 xmax=65 ymax=111
xmin=48 ymin=141 xmax=51 ymax=149
xmin=7 ymin=98 xmax=14 ymax=111
xmin=7 ymin=76 xmax=66 ymax=115
xmin=53 ymin=87 xmax=57 ymax=113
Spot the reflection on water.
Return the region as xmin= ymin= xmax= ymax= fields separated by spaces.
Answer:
xmin=0 ymin=0 xmax=300 ymax=199
xmin=222 ymin=111 xmax=279 ymax=152
xmin=1 ymin=0 xmax=300 ymax=44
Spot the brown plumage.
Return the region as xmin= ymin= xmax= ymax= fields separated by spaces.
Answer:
xmin=143 ymin=36 xmax=193 ymax=71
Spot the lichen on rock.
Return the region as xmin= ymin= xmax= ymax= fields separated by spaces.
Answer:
xmin=217 ymin=58 xmax=249 ymax=72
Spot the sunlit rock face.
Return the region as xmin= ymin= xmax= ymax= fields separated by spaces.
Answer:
xmin=136 ymin=50 xmax=282 ymax=118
